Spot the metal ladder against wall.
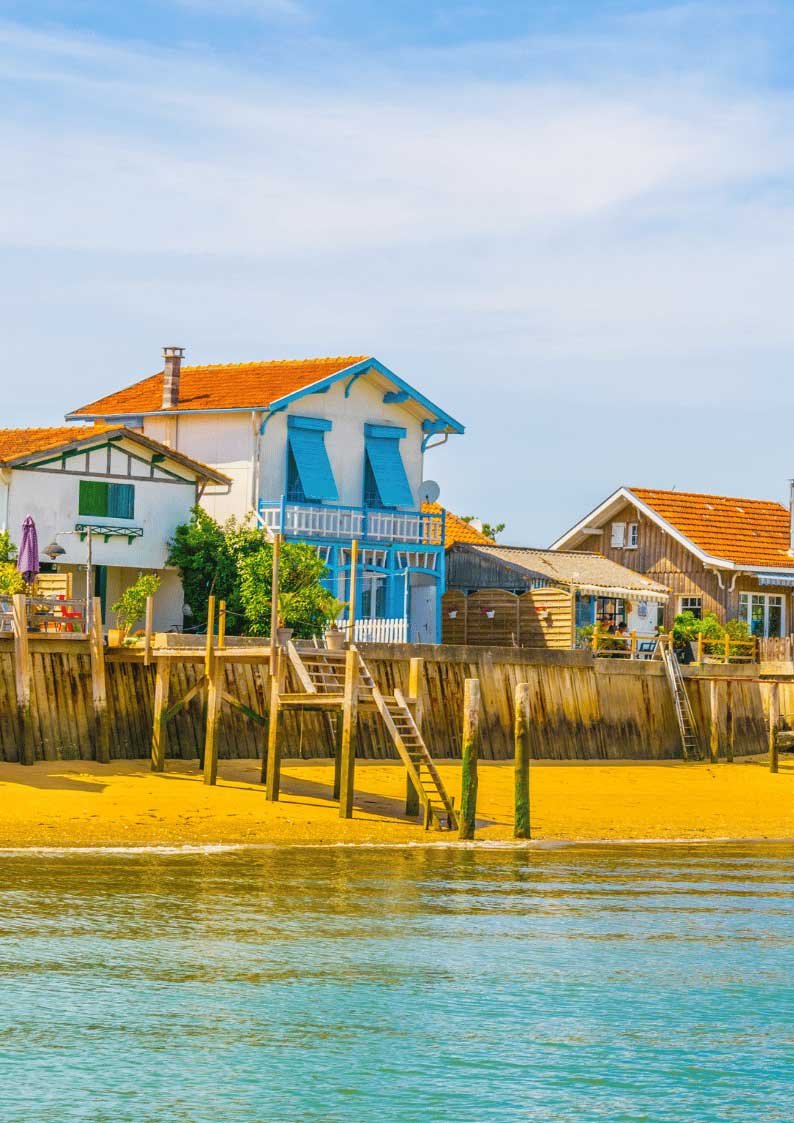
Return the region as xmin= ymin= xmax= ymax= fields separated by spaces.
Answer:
xmin=285 ymin=643 xmax=458 ymax=830
xmin=659 ymin=639 xmax=702 ymax=761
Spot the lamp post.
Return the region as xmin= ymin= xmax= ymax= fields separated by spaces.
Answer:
xmin=43 ymin=526 xmax=94 ymax=632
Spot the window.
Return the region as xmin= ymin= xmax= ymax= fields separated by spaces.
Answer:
xmin=78 ymin=481 xmax=134 ymax=519
xmin=679 ymin=596 xmax=703 ymax=619
xmin=627 ymin=523 xmax=639 ymax=548
xmin=361 ymin=574 xmax=387 ymax=619
xmin=610 ymin=522 xmax=626 ymax=548
xmin=285 ymin=416 xmax=338 ymax=503
xmin=596 ymin=596 xmax=626 ymax=628
xmin=738 ymin=592 xmax=785 ymax=638
xmin=363 ymin=424 xmax=413 ymax=509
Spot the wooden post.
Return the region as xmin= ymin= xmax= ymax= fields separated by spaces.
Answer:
xmin=269 ymin=534 xmax=281 ymax=675
xmin=458 ymin=677 xmax=480 ymax=840
xmin=338 ymin=647 xmax=359 ymax=818
xmin=709 ymin=678 xmax=720 ymax=763
xmin=333 ymin=711 xmax=343 ymax=801
xmin=150 ymin=657 xmax=171 ymax=772
xmin=724 ymin=633 xmax=731 ymax=664
xmin=89 ymin=596 xmax=110 ymax=764
xmin=769 ymin=680 xmax=780 ymax=774
xmin=725 ymin=680 xmax=735 ymax=763
xmin=203 ymin=651 xmax=223 ymax=786
xmin=217 ymin=600 xmax=227 ymax=650
xmin=405 ymin=656 xmax=423 ymax=817
xmin=591 ymin=629 xmax=598 ymax=654
xmin=696 ymin=632 xmax=704 ymax=665
xmin=143 ymin=595 xmax=154 ymax=667
xmin=12 ymin=593 xmax=34 ymax=766
xmin=630 ymin=630 xmax=637 ymax=660
xmin=348 ymin=538 xmax=359 ymax=644
xmin=264 ymin=647 xmax=285 ymax=796
xmin=514 ymin=681 xmax=531 ymax=839
xmin=199 ymin=595 xmax=216 ymax=769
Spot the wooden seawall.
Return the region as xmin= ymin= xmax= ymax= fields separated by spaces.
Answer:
xmin=0 ymin=638 xmax=782 ymax=763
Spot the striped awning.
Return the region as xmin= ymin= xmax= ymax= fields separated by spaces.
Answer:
xmin=757 ymin=573 xmax=794 ymax=587
xmin=575 ymin=583 xmax=669 ymax=603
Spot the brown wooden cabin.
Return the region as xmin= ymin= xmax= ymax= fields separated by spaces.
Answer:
xmin=443 ymin=543 xmax=669 ymax=649
xmin=552 ymin=486 xmax=794 ymax=639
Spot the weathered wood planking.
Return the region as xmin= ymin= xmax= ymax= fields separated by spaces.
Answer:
xmin=0 ymin=638 xmax=781 ymax=763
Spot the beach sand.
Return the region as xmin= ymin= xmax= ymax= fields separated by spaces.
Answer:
xmin=0 ymin=755 xmax=792 ymax=847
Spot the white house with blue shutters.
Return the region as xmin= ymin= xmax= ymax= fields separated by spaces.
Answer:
xmin=67 ymin=352 xmax=465 ymax=642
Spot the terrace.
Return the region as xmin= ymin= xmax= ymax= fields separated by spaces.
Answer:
xmin=257 ymin=499 xmax=445 ymax=548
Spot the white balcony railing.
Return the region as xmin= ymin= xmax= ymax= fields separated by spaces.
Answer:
xmin=258 ymin=500 xmax=444 ymax=547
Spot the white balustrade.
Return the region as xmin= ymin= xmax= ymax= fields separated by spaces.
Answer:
xmin=338 ymin=616 xmax=408 ymax=644
xmin=259 ymin=502 xmax=442 ymax=545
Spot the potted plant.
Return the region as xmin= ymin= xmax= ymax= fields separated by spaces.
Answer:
xmin=111 ymin=573 xmax=161 ymax=643
xmin=275 ymin=592 xmax=296 ymax=646
xmin=324 ymin=619 xmax=345 ymax=651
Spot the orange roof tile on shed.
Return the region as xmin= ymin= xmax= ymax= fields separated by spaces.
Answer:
xmin=631 ymin=487 xmax=793 ymax=569
xmin=69 ymin=356 xmax=371 ymax=416
xmin=0 ymin=425 xmax=117 ymax=463
xmin=423 ymin=503 xmax=495 ymax=548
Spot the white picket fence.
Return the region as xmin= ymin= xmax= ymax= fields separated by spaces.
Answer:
xmin=337 ymin=617 xmax=408 ymax=644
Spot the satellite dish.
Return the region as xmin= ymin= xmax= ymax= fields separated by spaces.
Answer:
xmin=420 ymin=480 xmax=440 ymax=505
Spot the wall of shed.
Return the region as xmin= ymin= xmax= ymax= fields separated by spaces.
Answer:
xmin=441 ymin=587 xmax=574 ymax=649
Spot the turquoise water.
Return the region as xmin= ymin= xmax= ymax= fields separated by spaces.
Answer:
xmin=0 ymin=844 xmax=792 ymax=1122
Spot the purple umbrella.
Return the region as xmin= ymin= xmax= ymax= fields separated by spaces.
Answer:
xmin=17 ymin=516 xmax=40 ymax=586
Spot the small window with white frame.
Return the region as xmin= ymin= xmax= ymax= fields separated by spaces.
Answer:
xmin=610 ymin=522 xmax=626 ymax=548
xmin=679 ymin=596 xmax=702 ymax=619
xmin=626 ymin=522 xmax=639 ymax=548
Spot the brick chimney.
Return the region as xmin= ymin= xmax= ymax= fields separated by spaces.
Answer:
xmin=162 ymin=346 xmax=184 ymax=409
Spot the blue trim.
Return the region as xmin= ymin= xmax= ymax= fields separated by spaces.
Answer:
xmin=286 ymin=424 xmax=338 ymax=502
xmin=266 ymin=357 xmax=465 ymax=434
xmin=259 ymin=405 xmax=286 ymax=435
xmin=344 ymin=369 xmax=367 ymax=398
xmin=421 ymin=418 xmax=447 ymax=452
xmin=383 ymin=390 xmax=409 ymax=404
xmin=364 ymin=423 xmax=407 ymax=439
xmin=288 ymin=415 xmax=332 ymax=432
xmin=364 ymin=430 xmax=413 ymax=507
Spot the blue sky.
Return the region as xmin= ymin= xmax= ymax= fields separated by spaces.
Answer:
xmin=2 ymin=1 xmax=794 ymax=542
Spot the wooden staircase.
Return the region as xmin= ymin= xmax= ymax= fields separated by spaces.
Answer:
xmin=286 ymin=642 xmax=457 ymax=830
xmin=659 ymin=638 xmax=701 ymax=760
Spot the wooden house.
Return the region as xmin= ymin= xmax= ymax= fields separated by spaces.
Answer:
xmin=552 ymin=486 xmax=794 ymax=638
xmin=443 ymin=543 xmax=669 ymax=649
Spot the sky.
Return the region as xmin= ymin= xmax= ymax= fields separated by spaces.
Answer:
xmin=2 ymin=0 xmax=794 ymax=543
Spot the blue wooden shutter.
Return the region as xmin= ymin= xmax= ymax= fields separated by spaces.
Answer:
xmin=286 ymin=416 xmax=338 ymax=502
xmin=363 ymin=424 xmax=413 ymax=508
xmin=108 ymin=483 xmax=135 ymax=519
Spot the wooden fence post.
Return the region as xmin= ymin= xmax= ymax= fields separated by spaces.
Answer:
xmin=89 ymin=596 xmax=110 ymax=764
xmin=150 ymin=656 xmax=171 ymax=772
xmin=203 ymin=657 xmax=223 ymax=788
xmin=724 ymin=633 xmax=730 ymax=664
xmin=12 ymin=593 xmax=34 ymax=766
xmin=458 ymin=678 xmax=480 ymax=840
xmin=269 ymin=533 xmax=281 ymax=675
xmin=405 ymin=656 xmax=423 ymax=818
xmin=769 ymin=680 xmax=780 ymax=774
xmin=725 ymin=681 xmax=734 ymax=763
xmin=338 ymin=647 xmax=359 ymax=818
xmin=709 ymin=678 xmax=720 ymax=763
xmin=696 ymin=632 xmax=704 ymax=665
xmin=514 ymin=681 xmax=531 ymax=839
xmin=143 ymin=595 xmax=154 ymax=667
xmin=348 ymin=538 xmax=359 ymax=643
xmin=264 ymin=647 xmax=285 ymax=796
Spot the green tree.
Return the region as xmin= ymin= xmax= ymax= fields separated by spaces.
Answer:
xmin=167 ymin=507 xmax=242 ymax=629
xmin=460 ymin=515 xmax=505 ymax=540
xmin=238 ymin=541 xmax=342 ymax=638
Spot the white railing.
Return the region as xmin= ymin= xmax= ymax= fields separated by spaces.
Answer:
xmin=259 ymin=501 xmax=443 ymax=546
xmin=339 ymin=616 xmax=408 ymax=644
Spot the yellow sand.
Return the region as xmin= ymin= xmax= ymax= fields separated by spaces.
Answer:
xmin=0 ymin=756 xmax=791 ymax=848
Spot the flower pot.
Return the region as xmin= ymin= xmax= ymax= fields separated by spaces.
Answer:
xmin=276 ymin=627 xmax=294 ymax=647
xmin=107 ymin=628 xmax=122 ymax=648
xmin=324 ymin=629 xmax=345 ymax=651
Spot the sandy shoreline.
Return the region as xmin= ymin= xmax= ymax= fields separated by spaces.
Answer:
xmin=0 ymin=756 xmax=791 ymax=849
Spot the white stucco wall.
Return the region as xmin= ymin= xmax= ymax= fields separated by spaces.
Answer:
xmin=141 ymin=372 xmax=428 ymax=523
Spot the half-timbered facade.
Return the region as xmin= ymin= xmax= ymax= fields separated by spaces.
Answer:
xmin=552 ymin=486 xmax=794 ymax=638
xmin=0 ymin=425 xmax=229 ymax=630
xmin=67 ymin=349 xmax=465 ymax=642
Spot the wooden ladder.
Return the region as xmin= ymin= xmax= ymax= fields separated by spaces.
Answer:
xmin=660 ymin=639 xmax=701 ymax=760
xmin=359 ymin=654 xmax=458 ymax=831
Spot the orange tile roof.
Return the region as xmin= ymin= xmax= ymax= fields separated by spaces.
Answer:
xmin=0 ymin=425 xmax=118 ymax=463
xmin=69 ymin=356 xmax=370 ymax=416
xmin=423 ymin=503 xmax=495 ymax=548
xmin=631 ymin=487 xmax=793 ymax=569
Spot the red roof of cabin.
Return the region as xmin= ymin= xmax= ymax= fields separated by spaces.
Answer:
xmin=631 ymin=487 xmax=792 ymax=569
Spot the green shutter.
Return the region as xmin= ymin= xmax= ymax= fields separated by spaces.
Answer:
xmin=108 ymin=483 xmax=135 ymax=519
xmin=79 ymin=480 xmax=109 ymax=517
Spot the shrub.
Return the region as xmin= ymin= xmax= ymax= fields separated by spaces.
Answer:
xmin=238 ymin=542 xmax=343 ymax=638
xmin=0 ymin=563 xmax=24 ymax=596
xmin=112 ymin=573 xmax=161 ymax=639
